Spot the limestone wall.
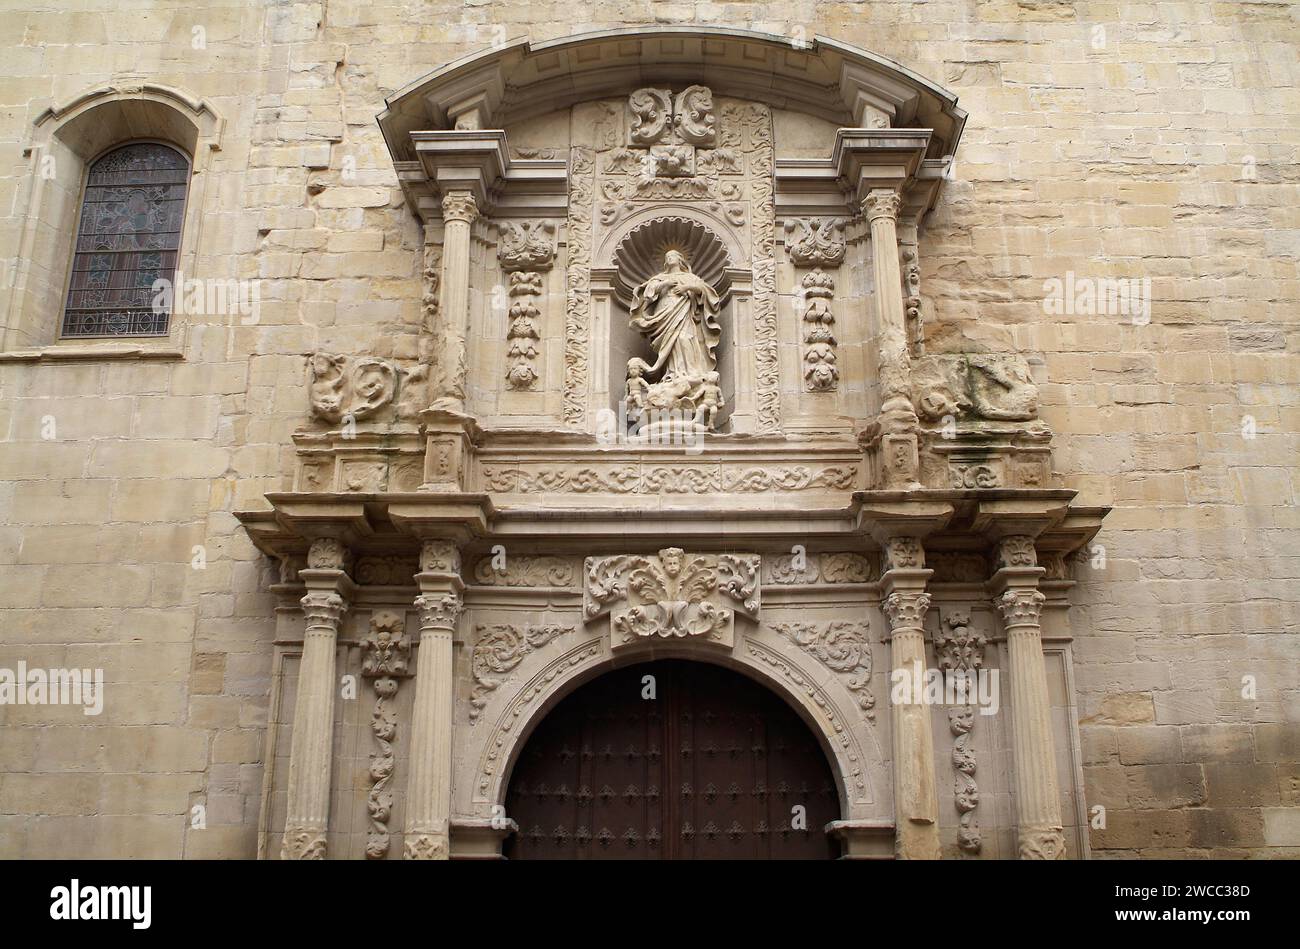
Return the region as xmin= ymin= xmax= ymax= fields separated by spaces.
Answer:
xmin=0 ymin=1 xmax=1296 ymax=857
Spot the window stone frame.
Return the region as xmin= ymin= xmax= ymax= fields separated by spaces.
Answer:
xmin=0 ymin=82 xmax=223 ymax=362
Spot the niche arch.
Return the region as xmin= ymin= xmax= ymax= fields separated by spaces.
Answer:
xmin=595 ymin=210 xmax=745 ymax=432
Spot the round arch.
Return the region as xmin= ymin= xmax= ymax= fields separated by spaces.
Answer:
xmin=475 ymin=638 xmax=880 ymax=821
xmin=501 ymin=657 xmax=844 ymax=858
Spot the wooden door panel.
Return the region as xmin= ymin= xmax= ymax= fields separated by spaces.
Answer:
xmin=504 ymin=661 xmax=838 ymax=860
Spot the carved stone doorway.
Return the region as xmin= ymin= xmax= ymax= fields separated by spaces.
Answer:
xmin=503 ymin=660 xmax=840 ymax=859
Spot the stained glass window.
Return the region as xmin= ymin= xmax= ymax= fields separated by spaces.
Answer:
xmin=61 ymin=142 xmax=190 ymax=338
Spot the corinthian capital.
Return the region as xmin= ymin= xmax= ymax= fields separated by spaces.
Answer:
xmin=300 ymin=590 xmax=346 ymax=628
xmin=996 ymin=588 xmax=1045 ymax=627
xmin=415 ymin=591 xmax=462 ymax=630
xmin=863 ymin=189 xmax=901 ymax=225
xmin=441 ymin=190 xmax=478 ymax=224
xmin=883 ymin=591 xmax=931 ymax=632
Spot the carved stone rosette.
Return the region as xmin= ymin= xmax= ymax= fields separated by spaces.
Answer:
xmin=361 ymin=610 xmax=410 ymax=859
xmin=584 ymin=548 xmax=760 ymax=652
xmin=935 ymin=610 xmax=987 ymax=853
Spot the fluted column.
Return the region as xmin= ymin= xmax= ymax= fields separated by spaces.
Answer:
xmin=431 ymin=190 xmax=478 ymax=413
xmin=403 ymin=539 xmax=464 ymax=859
xmin=282 ymin=537 xmax=352 ymax=859
xmin=991 ymin=535 xmax=1066 ymax=859
xmin=879 ymin=536 xmax=941 ymax=859
xmin=864 ymin=189 xmax=920 ymax=487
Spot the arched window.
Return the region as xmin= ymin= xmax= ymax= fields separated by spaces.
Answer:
xmin=61 ymin=142 xmax=190 ymax=338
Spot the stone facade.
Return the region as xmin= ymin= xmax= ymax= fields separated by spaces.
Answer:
xmin=0 ymin=4 xmax=1296 ymax=860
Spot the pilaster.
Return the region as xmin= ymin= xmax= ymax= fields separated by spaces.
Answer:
xmin=403 ymin=539 xmax=465 ymax=859
xmin=281 ymin=537 xmax=354 ymax=859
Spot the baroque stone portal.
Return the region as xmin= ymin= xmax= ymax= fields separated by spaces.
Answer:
xmin=235 ymin=26 xmax=1107 ymax=863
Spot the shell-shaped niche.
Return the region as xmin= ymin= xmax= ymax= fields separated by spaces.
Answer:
xmin=612 ymin=216 xmax=732 ymax=307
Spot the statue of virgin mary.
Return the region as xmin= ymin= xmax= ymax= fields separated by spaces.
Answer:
xmin=625 ymin=250 xmax=725 ymax=432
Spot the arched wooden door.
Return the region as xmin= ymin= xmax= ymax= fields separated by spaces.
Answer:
xmin=503 ymin=660 xmax=840 ymax=859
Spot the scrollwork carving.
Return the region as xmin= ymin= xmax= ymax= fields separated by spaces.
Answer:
xmin=308 ymin=352 xmax=398 ymax=425
xmin=470 ymin=623 xmax=575 ymax=721
xmin=472 ymin=555 xmax=577 ymax=588
xmin=584 ymin=548 xmax=760 ymax=651
xmin=497 ymin=221 xmax=555 ymax=272
xmin=768 ymin=621 xmax=874 ymax=718
xmin=785 ymin=218 xmax=846 ymax=267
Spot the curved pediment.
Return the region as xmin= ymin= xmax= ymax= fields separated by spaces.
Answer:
xmin=377 ymin=26 xmax=965 ymax=165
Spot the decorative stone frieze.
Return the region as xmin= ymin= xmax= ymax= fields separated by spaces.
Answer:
xmin=584 ymin=548 xmax=760 ymax=652
xmin=471 ymin=555 xmax=577 ymax=587
xmin=764 ymin=551 xmax=875 ymax=585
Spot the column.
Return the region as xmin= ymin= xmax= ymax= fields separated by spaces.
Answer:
xmin=281 ymin=537 xmax=351 ymax=859
xmin=864 ymin=189 xmax=920 ymax=487
xmin=991 ymin=535 xmax=1066 ymax=859
xmin=879 ymin=535 xmax=941 ymax=859
xmin=403 ymin=539 xmax=464 ymax=859
xmin=431 ymin=190 xmax=478 ymax=413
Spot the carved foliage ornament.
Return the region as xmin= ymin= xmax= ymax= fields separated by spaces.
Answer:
xmin=497 ymin=221 xmax=556 ymax=272
xmin=768 ymin=621 xmax=875 ymax=718
xmin=883 ymin=536 xmax=924 ymax=572
xmin=935 ymin=610 xmax=986 ymax=853
xmin=764 ymin=552 xmax=876 ymax=585
xmin=629 ymin=85 xmax=716 ymax=149
xmin=800 ymin=269 xmax=838 ymax=391
xmin=472 ymin=555 xmax=577 ymax=588
xmin=785 ymin=218 xmax=846 ymax=267
xmin=361 ymin=611 xmax=410 ymax=859
xmin=469 ymin=623 xmax=575 ymax=721
xmin=584 ymin=548 xmax=760 ymax=651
